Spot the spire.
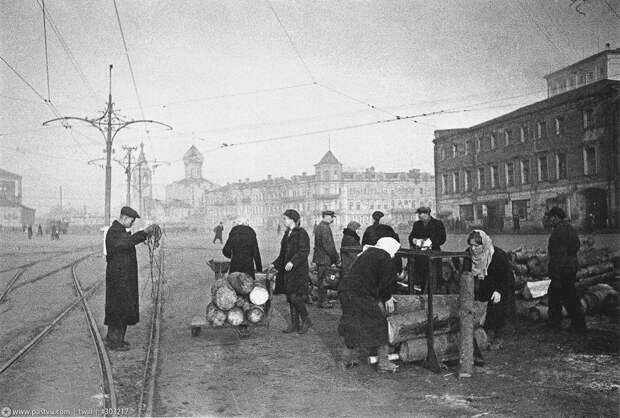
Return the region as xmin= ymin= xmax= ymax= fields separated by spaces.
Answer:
xmin=137 ymin=141 xmax=146 ymax=162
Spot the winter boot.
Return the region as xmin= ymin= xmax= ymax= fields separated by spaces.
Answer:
xmin=121 ymin=324 xmax=130 ymax=346
xmin=105 ymin=327 xmax=129 ymax=351
xmin=376 ymin=345 xmax=399 ymax=373
xmin=282 ymin=305 xmax=299 ymax=333
xmin=298 ymin=316 xmax=312 ymax=334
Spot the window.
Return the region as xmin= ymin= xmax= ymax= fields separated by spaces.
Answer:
xmin=465 ymin=140 xmax=471 ymax=155
xmin=536 ymin=120 xmax=547 ymax=139
xmin=505 ymin=162 xmax=515 ymax=187
xmin=465 ymin=170 xmax=472 ymax=192
xmin=356 ymin=202 xmax=361 ymax=210
xmin=478 ymin=167 xmax=485 ymax=190
xmin=490 ymin=134 xmax=497 ymax=150
xmin=451 ymin=144 xmax=458 ymax=158
xmin=520 ymin=159 xmax=530 ymax=184
xmin=459 ymin=204 xmax=474 ymax=221
xmin=583 ymin=109 xmax=594 ymax=130
xmin=537 ymin=155 xmax=548 ymax=182
xmin=556 ymin=153 xmax=567 ymax=180
xmin=453 ymin=172 xmax=460 ymax=193
xmin=520 ymin=125 xmax=528 ymax=142
xmin=554 ymin=117 xmax=564 ymax=135
xmin=504 ymin=130 xmax=512 ymax=146
xmin=442 ymin=174 xmax=449 ymax=194
xmin=513 ymin=199 xmax=530 ymax=220
xmin=440 ymin=147 xmax=446 ymax=160
xmin=583 ymin=146 xmax=596 ymax=175
xmin=476 ymin=137 xmax=482 ymax=153
xmin=491 ymin=165 xmax=499 ymax=188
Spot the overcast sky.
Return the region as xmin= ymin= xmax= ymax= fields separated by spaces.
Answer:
xmin=1 ymin=0 xmax=618 ymax=214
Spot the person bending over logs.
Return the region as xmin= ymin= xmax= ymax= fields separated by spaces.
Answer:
xmin=337 ymin=237 xmax=401 ymax=372
xmin=222 ymin=218 xmax=262 ymax=278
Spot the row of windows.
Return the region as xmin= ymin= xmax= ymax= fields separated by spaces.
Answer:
xmin=347 ymin=199 xmax=423 ymax=211
xmin=439 ymin=109 xmax=595 ymax=160
xmin=440 ymin=146 xmax=597 ymax=194
xmin=549 ymin=65 xmax=606 ymax=95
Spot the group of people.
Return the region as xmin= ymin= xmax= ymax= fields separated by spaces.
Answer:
xmin=104 ymin=204 xmax=586 ymax=371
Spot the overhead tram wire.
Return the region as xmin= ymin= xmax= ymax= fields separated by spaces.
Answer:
xmin=113 ymin=0 xmax=154 ymax=153
xmin=42 ymin=0 xmax=51 ymax=101
xmin=515 ymin=0 xmax=571 ymax=62
xmin=602 ymin=0 xmax=620 ymax=20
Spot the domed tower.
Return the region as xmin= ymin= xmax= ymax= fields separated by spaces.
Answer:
xmin=184 ymin=145 xmax=204 ymax=179
xmin=132 ymin=142 xmax=153 ymax=217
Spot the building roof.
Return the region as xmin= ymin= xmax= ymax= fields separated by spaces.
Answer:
xmin=0 ymin=168 xmax=22 ymax=179
xmin=434 ymin=79 xmax=620 ymax=142
xmin=314 ymin=150 xmax=341 ymax=166
xmin=169 ymin=177 xmax=218 ymax=187
xmin=544 ymin=48 xmax=620 ymax=79
xmin=183 ymin=145 xmax=203 ymax=161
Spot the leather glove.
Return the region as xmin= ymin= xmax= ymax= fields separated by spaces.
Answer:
xmin=385 ymin=297 xmax=396 ymax=314
xmin=490 ymin=291 xmax=502 ymax=304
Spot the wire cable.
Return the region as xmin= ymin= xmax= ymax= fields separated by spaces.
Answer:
xmin=516 ymin=0 xmax=571 ymax=62
xmin=316 ymin=82 xmax=402 ymax=118
xmin=42 ymin=0 xmax=51 ymax=101
xmin=602 ymin=0 xmax=620 ymax=19
xmin=0 ymin=55 xmax=47 ymax=102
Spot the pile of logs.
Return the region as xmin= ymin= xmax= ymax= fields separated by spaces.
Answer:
xmin=308 ymin=266 xmax=341 ymax=302
xmin=512 ymin=237 xmax=620 ymax=322
xmin=206 ymin=272 xmax=270 ymax=327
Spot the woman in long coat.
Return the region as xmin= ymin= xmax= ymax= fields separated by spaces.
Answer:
xmin=338 ymin=237 xmax=401 ymax=372
xmin=222 ymin=218 xmax=262 ymax=278
xmin=464 ymin=230 xmax=515 ymax=347
xmin=272 ymin=209 xmax=312 ymax=334
xmin=340 ymin=221 xmax=361 ymax=276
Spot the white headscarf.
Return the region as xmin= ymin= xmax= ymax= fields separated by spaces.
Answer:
xmin=362 ymin=237 xmax=401 ymax=258
xmin=233 ymin=217 xmax=249 ymax=226
xmin=469 ymin=229 xmax=495 ymax=279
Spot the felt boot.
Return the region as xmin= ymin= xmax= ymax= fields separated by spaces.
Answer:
xmin=298 ymin=316 xmax=312 ymax=334
xmin=282 ymin=305 xmax=299 ymax=333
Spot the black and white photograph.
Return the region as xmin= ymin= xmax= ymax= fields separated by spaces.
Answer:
xmin=1 ymin=1 xmax=619 ymax=416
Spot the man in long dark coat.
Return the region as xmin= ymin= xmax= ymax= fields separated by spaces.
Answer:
xmin=222 ymin=218 xmax=262 ymax=278
xmin=213 ymin=222 xmax=224 ymax=244
xmin=407 ymin=207 xmax=446 ymax=293
xmin=546 ymin=207 xmax=586 ymax=333
xmin=313 ymin=210 xmax=340 ymax=308
xmin=104 ymin=206 xmax=155 ymax=350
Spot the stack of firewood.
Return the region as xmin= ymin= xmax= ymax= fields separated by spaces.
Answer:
xmin=206 ymin=272 xmax=270 ymax=327
xmin=308 ymin=267 xmax=340 ymax=302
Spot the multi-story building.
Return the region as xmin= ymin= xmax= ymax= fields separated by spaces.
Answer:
xmin=204 ymin=150 xmax=435 ymax=230
xmin=434 ymin=49 xmax=620 ymax=232
xmin=0 ymin=168 xmax=35 ymax=228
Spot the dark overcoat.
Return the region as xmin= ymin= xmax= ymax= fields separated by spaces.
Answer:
xmin=273 ymin=227 xmax=311 ymax=295
xmin=408 ymin=217 xmax=447 ymax=289
xmin=104 ymin=220 xmax=147 ymax=327
xmin=548 ymin=220 xmax=580 ymax=280
xmin=340 ymin=228 xmax=361 ymax=275
xmin=312 ymin=221 xmax=339 ymax=265
xmin=362 ymin=223 xmax=400 ymax=246
xmin=222 ymin=224 xmax=262 ymax=277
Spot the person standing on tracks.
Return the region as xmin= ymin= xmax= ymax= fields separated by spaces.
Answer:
xmin=213 ymin=221 xmax=224 ymax=244
xmin=104 ymin=206 xmax=157 ymax=351
xmin=222 ymin=218 xmax=262 ymax=278
xmin=407 ymin=207 xmax=446 ymax=293
xmin=313 ymin=210 xmax=340 ymax=309
xmin=272 ymin=209 xmax=312 ymax=334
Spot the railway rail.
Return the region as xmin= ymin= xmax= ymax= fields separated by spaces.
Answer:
xmin=0 ymin=244 xmax=99 ymax=273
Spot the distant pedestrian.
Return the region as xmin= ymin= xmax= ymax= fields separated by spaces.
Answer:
xmin=340 ymin=221 xmax=361 ymax=276
xmin=222 ymin=218 xmax=262 ymax=278
xmin=408 ymin=207 xmax=446 ymax=293
xmin=546 ymin=207 xmax=586 ymax=333
xmin=37 ymin=224 xmax=43 ymax=237
xmin=277 ymin=223 xmax=281 ymax=234
xmin=213 ymin=221 xmax=224 ymax=244
xmin=272 ymin=209 xmax=312 ymax=334
xmin=50 ymin=225 xmax=56 ymax=241
xmin=104 ymin=206 xmax=158 ymax=351
xmin=27 ymin=225 xmax=33 ymax=240
xmin=512 ymin=214 xmax=520 ymax=233
xmin=313 ymin=210 xmax=340 ymax=308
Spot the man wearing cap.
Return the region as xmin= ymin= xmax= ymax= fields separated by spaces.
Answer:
xmin=362 ymin=211 xmax=384 ymax=246
xmin=546 ymin=207 xmax=586 ymax=333
xmin=408 ymin=207 xmax=446 ymax=293
xmin=104 ymin=206 xmax=157 ymax=350
xmin=313 ymin=210 xmax=340 ymax=308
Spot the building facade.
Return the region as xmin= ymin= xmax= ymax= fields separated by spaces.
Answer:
xmin=204 ymin=150 xmax=435 ymax=230
xmin=434 ymin=53 xmax=619 ymax=232
xmin=0 ymin=168 xmax=35 ymax=228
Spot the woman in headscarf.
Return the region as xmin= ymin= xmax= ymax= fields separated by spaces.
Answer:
xmin=464 ymin=230 xmax=515 ymax=348
xmin=272 ymin=209 xmax=312 ymax=334
xmin=340 ymin=221 xmax=361 ymax=276
xmin=337 ymin=237 xmax=401 ymax=372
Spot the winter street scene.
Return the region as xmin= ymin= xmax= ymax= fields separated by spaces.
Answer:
xmin=1 ymin=1 xmax=619 ymax=417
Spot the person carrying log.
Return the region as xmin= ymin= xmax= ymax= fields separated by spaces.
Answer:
xmin=222 ymin=218 xmax=262 ymax=278
xmin=340 ymin=221 xmax=361 ymax=276
xmin=546 ymin=207 xmax=586 ymax=333
xmin=463 ymin=230 xmax=515 ymax=349
xmin=408 ymin=206 xmax=446 ymax=293
xmin=337 ymin=237 xmax=401 ymax=372
xmin=272 ymin=209 xmax=313 ymax=334
xmin=313 ymin=210 xmax=340 ymax=308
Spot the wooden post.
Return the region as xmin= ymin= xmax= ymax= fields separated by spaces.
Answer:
xmin=424 ymin=255 xmax=441 ymax=373
xmin=459 ymin=271 xmax=474 ymax=377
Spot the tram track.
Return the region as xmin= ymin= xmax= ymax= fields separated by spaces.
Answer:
xmin=0 ymin=244 xmax=99 ymax=273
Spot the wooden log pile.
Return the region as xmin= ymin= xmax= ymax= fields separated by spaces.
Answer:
xmin=308 ymin=266 xmax=341 ymax=302
xmin=206 ymin=272 xmax=270 ymax=327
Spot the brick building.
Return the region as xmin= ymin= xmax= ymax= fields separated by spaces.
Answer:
xmin=434 ymin=49 xmax=620 ymax=232
xmin=204 ymin=150 xmax=435 ymax=230
xmin=0 ymin=168 xmax=35 ymax=228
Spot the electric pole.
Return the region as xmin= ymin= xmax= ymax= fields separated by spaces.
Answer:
xmin=42 ymin=65 xmax=172 ymax=225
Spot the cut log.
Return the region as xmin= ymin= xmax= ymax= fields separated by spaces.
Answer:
xmin=214 ymin=285 xmax=237 ymax=310
xmin=211 ymin=309 xmax=227 ymax=327
xmin=582 ymin=283 xmax=619 ymax=315
xmin=249 ymin=284 xmax=269 ymax=305
xmin=441 ymin=261 xmax=456 ymax=282
xmin=253 ymin=273 xmax=267 ymax=287
xmin=512 ymin=263 xmax=529 ymax=276
xmin=527 ymin=305 xmax=568 ymax=322
xmin=226 ymin=307 xmax=245 ymax=326
xmin=459 ymin=271 xmax=474 ymax=377
xmin=514 ymin=275 xmax=528 ymax=290
xmin=398 ymin=332 xmax=461 ymax=362
xmin=576 ymin=272 xmax=615 ymax=289
xmin=205 ymin=302 xmax=219 ymax=322
xmin=521 ymin=279 xmax=551 ymax=300
xmin=576 ymin=262 xmax=614 ymax=280
xmin=578 ymin=249 xmax=613 ymax=268
xmin=391 ymin=294 xmax=484 ymax=317
xmin=211 ymin=278 xmax=231 ymax=298
xmin=386 ymin=299 xmax=486 ymax=344
xmin=326 ymin=289 xmax=338 ymax=300
xmin=246 ymin=305 xmax=265 ymax=323
xmin=526 ymin=256 xmax=548 ymax=278
xmin=227 ymin=272 xmax=254 ymax=295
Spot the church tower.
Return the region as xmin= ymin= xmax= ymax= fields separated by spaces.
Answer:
xmin=132 ymin=142 xmax=153 ymax=217
xmin=184 ymin=145 xmax=204 ymax=179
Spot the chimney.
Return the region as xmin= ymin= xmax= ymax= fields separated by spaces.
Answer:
xmin=605 ymin=42 xmax=611 ymax=50
xmin=267 ymin=174 xmax=272 ymax=180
